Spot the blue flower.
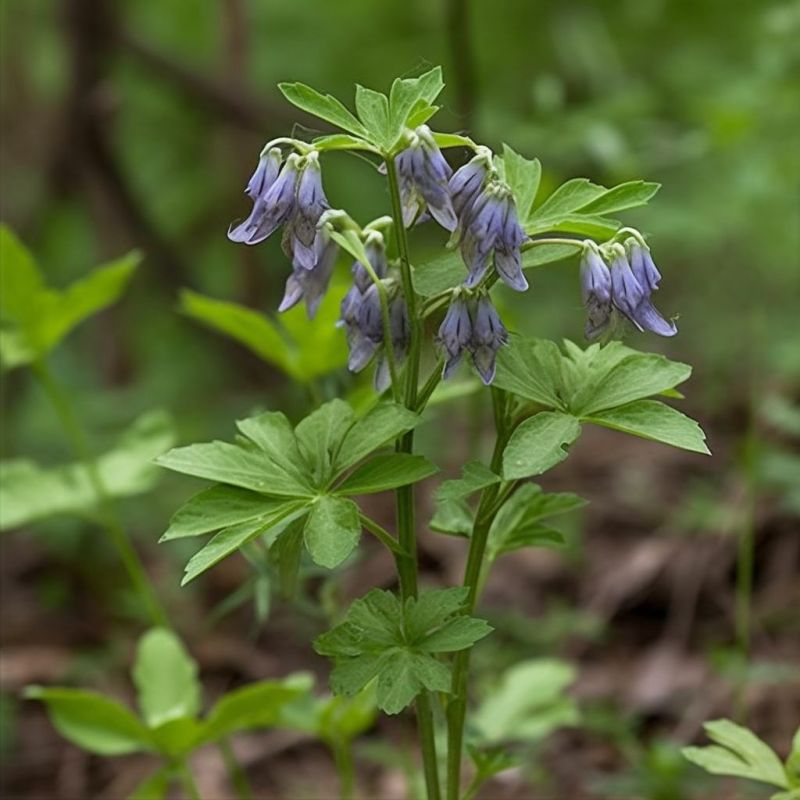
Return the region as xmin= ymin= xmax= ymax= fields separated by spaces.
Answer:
xmin=610 ymin=245 xmax=676 ymax=337
xmin=395 ymin=126 xmax=457 ymax=231
xmin=374 ymin=295 xmax=410 ymax=392
xmin=460 ymin=184 xmax=529 ymax=292
xmin=470 ymin=295 xmax=508 ymax=385
xmin=437 ymin=296 xmax=473 ymax=379
xmin=245 ymin=147 xmax=281 ymax=200
xmin=580 ymin=246 xmax=613 ymax=341
xmin=278 ymin=234 xmax=337 ymax=319
xmin=228 ymin=152 xmax=301 ymax=245
xmin=449 ymin=150 xmax=491 ymax=220
xmin=285 ymin=152 xmax=330 ymax=271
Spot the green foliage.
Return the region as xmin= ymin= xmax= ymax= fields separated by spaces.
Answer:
xmin=26 ymin=628 xmax=311 ymax=773
xmin=487 ymin=484 xmax=586 ymax=558
xmin=314 ymin=587 xmax=492 ymax=714
xmin=436 ymin=460 xmax=501 ymax=503
xmin=157 ymin=400 xmax=435 ymax=582
xmin=0 ymin=226 xmax=138 ymax=370
xmin=0 ymin=411 xmax=175 ymax=531
xmin=493 ymin=336 xmax=708 ymax=477
xmin=280 ymin=66 xmax=445 ymax=154
xmin=471 ymin=658 xmax=578 ymax=745
xmin=280 ymin=685 xmax=377 ymax=744
xmin=682 ymin=719 xmax=797 ymax=797
xmin=179 ymin=283 xmax=348 ymax=383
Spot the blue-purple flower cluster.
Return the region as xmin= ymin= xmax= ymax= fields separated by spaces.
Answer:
xmin=228 ymin=149 xmax=337 ymax=318
xmin=437 ymin=293 xmax=508 ymax=385
xmin=338 ymin=232 xmax=410 ymax=391
xmin=580 ymin=238 xmax=677 ymax=340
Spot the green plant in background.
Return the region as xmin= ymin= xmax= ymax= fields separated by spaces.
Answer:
xmin=26 ymin=627 xmax=371 ymax=800
xmin=0 ymin=226 xmax=171 ymax=626
xmin=144 ymin=67 xmax=709 ymax=800
xmin=683 ymin=719 xmax=800 ymax=800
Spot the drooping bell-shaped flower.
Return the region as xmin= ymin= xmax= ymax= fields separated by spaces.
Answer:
xmin=609 ymin=247 xmax=676 ymax=337
xmin=374 ymin=294 xmax=410 ymax=392
xmin=286 ymin=152 xmax=330 ymax=270
xmin=460 ymin=183 xmax=529 ymax=292
xmin=580 ymin=246 xmax=613 ymax=341
xmin=437 ymin=296 xmax=473 ymax=379
xmin=627 ymin=237 xmax=662 ymax=293
xmin=245 ymin=147 xmax=281 ymax=200
xmin=449 ymin=149 xmax=491 ymax=220
xmin=278 ymin=232 xmax=338 ymax=319
xmin=352 ymin=231 xmax=388 ymax=292
xmin=470 ymin=295 xmax=508 ymax=384
xmin=395 ymin=126 xmax=457 ymax=231
xmin=228 ymin=152 xmax=301 ymax=245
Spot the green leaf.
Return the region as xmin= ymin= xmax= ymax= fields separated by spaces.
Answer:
xmin=271 ymin=517 xmax=305 ymax=598
xmin=235 ymin=411 xmax=309 ymax=485
xmin=430 ymin=498 xmax=473 ymax=537
xmin=492 ymin=335 xmax=566 ymax=410
xmin=526 ymin=213 xmax=620 ymax=239
xmin=570 ymin=351 xmax=692 ymax=415
xmin=0 ymin=228 xmax=139 ymax=369
xmin=201 ymin=675 xmax=312 ymax=744
xmin=388 ymin=67 xmax=444 ymax=137
xmin=355 ymin=85 xmax=390 ymax=147
xmin=161 ymin=485 xmax=286 ymax=541
xmin=303 ymin=496 xmax=361 ymax=568
xmin=295 ymin=399 xmax=355 ymax=484
xmin=502 ymin=412 xmax=582 ymax=480
xmin=334 ymin=402 xmax=421 ymax=473
xmin=311 ymin=133 xmax=377 ymax=153
xmin=522 ymin=242 xmax=582 ymax=268
xmin=1 ymin=411 xmax=175 ymax=531
xmin=148 ymin=717 xmax=205 ymax=758
xmin=436 ymin=461 xmax=500 ymax=503
xmin=576 ymin=180 xmax=660 ymax=215
xmin=500 ymin=145 xmax=541 ymax=220
xmin=155 ymin=439 xmax=313 ymax=498
xmin=132 ymin=628 xmax=201 ymax=729
xmin=278 ymin=82 xmax=367 ymax=138
xmin=682 ymin=718 xmax=789 ymax=789
xmin=488 ymin=483 xmax=585 ymax=558
xmin=128 ymin=766 xmax=174 ymax=800
xmin=472 ymin=659 xmax=578 ymax=745
xmin=336 ymin=453 xmax=439 ymax=495
xmin=24 ymin=687 xmax=153 ymax=755
xmin=530 ymin=178 xmax=607 ymax=219
xmin=181 ymin=503 xmax=306 ymax=585
xmin=584 ymin=400 xmax=710 ymax=454
xmin=430 ymin=131 xmax=475 ymax=150
xmin=179 ymin=290 xmax=295 ymax=376
xmin=315 ymin=587 xmax=490 ymax=714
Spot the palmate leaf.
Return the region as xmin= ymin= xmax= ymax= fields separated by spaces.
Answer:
xmin=495 ymin=335 xmax=708 ymax=460
xmin=0 ymin=410 xmax=175 ymax=531
xmin=488 ymin=484 xmax=585 ymax=558
xmin=682 ymin=719 xmax=790 ymax=790
xmin=278 ymin=82 xmax=367 ymax=138
xmin=335 ymin=453 xmax=439 ymax=495
xmin=436 ymin=460 xmax=500 ymax=502
xmin=0 ymin=226 xmax=139 ymax=370
xmin=471 ymin=659 xmax=578 ymax=746
xmin=303 ymin=495 xmax=361 ymax=569
xmin=315 ymin=588 xmax=491 ymax=714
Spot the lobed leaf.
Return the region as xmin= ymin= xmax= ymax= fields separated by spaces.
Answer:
xmin=436 ymin=460 xmax=500 ymax=503
xmin=335 ymin=453 xmax=439 ymax=495
xmin=278 ymin=82 xmax=367 ymax=138
xmin=502 ymin=412 xmax=582 ymax=480
xmin=303 ymin=495 xmax=362 ymax=568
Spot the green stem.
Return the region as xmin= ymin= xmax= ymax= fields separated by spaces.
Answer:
xmin=446 ymin=389 xmax=508 ymax=800
xmin=385 ymin=154 xmax=441 ymax=800
xmin=179 ymin=761 xmax=202 ymax=800
xmin=359 ymin=513 xmax=405 ymax=555
xmin=219 ymin=739 xmax=254 ymax=800
xmin=330 ymin=737 xmax=356 ymax=800
xmin=33 ymin=360 xmax=168 ymax=627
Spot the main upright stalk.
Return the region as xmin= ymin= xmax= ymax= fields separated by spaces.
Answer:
xmin=385 ymin=155 xmax=442 ymax=800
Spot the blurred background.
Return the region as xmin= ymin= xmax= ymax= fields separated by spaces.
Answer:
xmin=1 ymin=0 xmax=799 ymax=798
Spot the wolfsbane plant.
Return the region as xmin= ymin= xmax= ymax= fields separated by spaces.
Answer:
xmin=156 ymin=66 xmax=709 ymax=800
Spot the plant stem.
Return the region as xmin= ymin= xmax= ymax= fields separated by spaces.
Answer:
xmin=218 ymin=739 xmax=254 ymax=800
xmin=359 ymin=513 xmax=405 ymax=555
xmin=446 ymin=389 xmax=507 ymax=800
xmin=331 ymin=737 xmax=356 ymax=800
xmin=385 ymin=154 xmax=441 ymax=800
xmin=179 ymin=761 xmax=202 ymax=800
xmin=32 ymin=360 xmax=168 ymax=627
